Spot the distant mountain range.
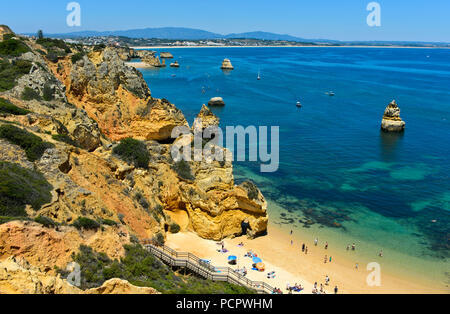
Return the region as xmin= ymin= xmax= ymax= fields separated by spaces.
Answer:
xmin=29 ymin=27 xmax=337 ymax=43
xmin=25 ymin=27 xmax=449 ymax=45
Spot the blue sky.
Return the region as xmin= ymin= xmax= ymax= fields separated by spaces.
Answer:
xmin=1 ymin=0 xmax=449 ymax=42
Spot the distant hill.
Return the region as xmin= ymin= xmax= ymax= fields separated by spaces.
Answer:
xmin=32 ymin=27 xmax=330 ymax=42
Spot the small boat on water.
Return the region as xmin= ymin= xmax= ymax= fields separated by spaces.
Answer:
xmin=296 ymin=101 xmax=302 ymax=108
xmin=326 ymin=91 xmax=335 ymax=96
xmin=257 ymin=71 xmax=261 ymax=80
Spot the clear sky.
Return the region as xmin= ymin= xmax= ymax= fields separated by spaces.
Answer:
xmin=1 ymin=0 xmax=449 ymax=42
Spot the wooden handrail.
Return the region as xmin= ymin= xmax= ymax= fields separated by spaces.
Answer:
xmin=144 ymin=243 xmax=276 ymax=294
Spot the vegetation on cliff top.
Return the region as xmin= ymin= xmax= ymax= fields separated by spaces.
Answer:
xmin=0 ymin=58 xmax=32 ymax=91
xmin=0 ymin=37 xmax=30 ymax=57
xmin=0 ymin=161 xmax=52 ymax=217
xmin=0 ymin=124 xmax=54 ymax=161
xmin=113 ymin=138 xmax=150 ymax=169
xmin=61 ymin=244 xmax=255 ymax=294
xmin=0 ymin=97 xmax=30 ymax=115
xmin=171 ymin=159 xmax=195 ymax=181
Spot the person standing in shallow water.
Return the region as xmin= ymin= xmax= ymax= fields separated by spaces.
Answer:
xmin=325 ymin=242 xmax=328 ymax=250
xmin=314 ymin=238 xmax=318 ymax=246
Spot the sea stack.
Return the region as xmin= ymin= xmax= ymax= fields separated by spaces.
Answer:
xmin=160 ymin=52 xmax=174 ymax=59
xmin=208 ymin=97 xmax=225 ymax=107
xmin=192 ymin=104 xmax=220 ymax=133
xmin=221 ymin=58 xmax=234 ymax=70
xmin=381 ymin=100 xmax=406 ymax=132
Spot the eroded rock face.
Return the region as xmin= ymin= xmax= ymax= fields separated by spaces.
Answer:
xmin=192 ymin=104 xmax=220 ymax=133
xmin=381 ymin=100 xmax=406 ymax=132
xmin=160 ymin=52 xmax=174 ymax=59
xmin=0 ymin=221 xmax=131 ymax=272
xmin=64 ymin=47 xmax=186 ymax=141
xmin=0 ymin=25 xmax=14 ymax=40
xmin=0 ymin=257 xmax=159 ymax=294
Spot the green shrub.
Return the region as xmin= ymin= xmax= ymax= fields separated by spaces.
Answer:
xmin=0 ymin=59 xmax=32 ymax=92
xmin=169 ymin=223 xmax=180 ymax=234
xmin=61 ymin=243 xmax=255 ymax=293
xmin=52 ymin=134 xmax=78 ymax=147
xmin=0 ymin=161 xmax=52 ymax=217
xmin=21 ymin=87 xmax=41 ymax=101
xmin=0 ymin=124 xmax=54 ymax=161
xmin=42 ymin=84 xmax=54 ymax=101
xmin=171 ymin=159 xmax=195 ymax=181
xmin=152 ymin=232 xmax=165 ymax=246
xmin=36 ymin=38 xmax=70 ymax=51
xmin=99 ymin=218 xmax=118 ymax=227
xmin=0 ymin=38 xmax=30 ymax=56
xmin=72 ymin=217 xmax=101 ymax=230
xmin=113 ymin=138 xmax=150 ymax=169
xmin=34 ymin=215 xmax=57 ymax=228
xmin=241 ymin=181 xmax=259 ymax=200
xmin=134 ymin=191 xmax=149 ymax=210
xmin=0 ymin=97 xmax=30 ymax=115
xmin=71 ymin=52 xmax=85 ymax=64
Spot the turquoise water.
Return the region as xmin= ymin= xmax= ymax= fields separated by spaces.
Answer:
xmin=139 ymin=47 xmax=450 ymax=286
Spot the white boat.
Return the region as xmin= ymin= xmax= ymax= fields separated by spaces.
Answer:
xmin=296 ymin=101 xmax=302 ymax=108
xmin=257 ymin=71 xmax=261 ymax=80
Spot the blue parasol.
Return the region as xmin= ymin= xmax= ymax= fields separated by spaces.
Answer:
xmin=228 ymin=255 xmax=237 ymax=261
xmin=252 ymin=257 xmax=262 ymax=264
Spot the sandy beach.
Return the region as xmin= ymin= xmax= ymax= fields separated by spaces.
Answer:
xmin=166 ymin=222 xmax=448 ymax=294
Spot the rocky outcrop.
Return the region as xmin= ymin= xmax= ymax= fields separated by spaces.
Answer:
xmin=208 ymin=97 xmax=225 ymax=107
xmin=221 ymin=58 xmax=234 ymax=70
xmin=192 ymin=104 xmax=220 ymax=133
xmin=86 ymin=279 xmax=160 ymax=294
xmin=0 ymin=256 xmax=81 ymax=294
xmin=0 ymin=257 xmax=159 ymax=294
xmin=381 ymin=100 xmax=406 ymax=132
xmin=160 ymin=52 xmax=174 ymax=59
xmin=63 ymin=47 xmax=187 ymax=141
xmin=142 ymin=53 xmax=165 ymax=68
xmin=0 ymin=25 xmax=14 ymax=40
xmin=0 ymin=221 xmax=131 ymax=272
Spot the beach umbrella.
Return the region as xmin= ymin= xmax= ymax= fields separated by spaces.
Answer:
xmin=228 ymin=255 xmax=237 ymax=261
xmin=256 ymin=263 xmax=265 ymax=271
xmin=252 ymin=257 xmax=262 ymax=264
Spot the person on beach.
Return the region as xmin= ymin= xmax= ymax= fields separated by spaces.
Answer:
xmin=352 ymin=243 xmax=356 ymax=251
xmin=379 ymin=249 xmax=383 ymax=257
xmin=325 ymin=242 xmax=328 ymax=250
xmin=290 ymin=230 xmax=293 ymax=235
xmin=302 ymin=243 xmax=305 ymax=252
xmin=355 ymin=263 xmax=359 ymax=270
xmin=314 ymin=282 xmax=317 ymax=289
xmin=305 ymin=246 xmax=308 ymax=255
xmin=320 ymin=284 xmax=324 ymax=293
xmin=314 ymin=238 xmax=318 ymax=246
xmin=291 ymin=240 xmax=293 ymax=246
xmin=325 ymin=275 xmax=330 ymax=286
xmin=334 ymin=286 xmax=338 ymax=294
xmin=347 ymin=245 xmax=350 ymax=251
xmin=329 ymin=256 xmax=332 ymax=263
xmin=324 ymin=255 xmax=328 ymax=263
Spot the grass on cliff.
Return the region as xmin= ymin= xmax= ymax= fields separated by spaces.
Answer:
xmin=0 ymin=124 xmax=54 ymax=161
xmin=0 ymin=58 xmax=32 ymax=92
xmin=171 ymin=159 xmax=195 ymax=181
xmin=0 ymin=161 xmax=53 ymax=217
xmin=113 ymin=138 xmax=150 ymax=169
xmin=61 ymin=244 xmax=255 ymax=294
xmin=0 ymin=38 xmax=30 ymax=57
xmin=0 ymin=97 xmax=30 ymax=115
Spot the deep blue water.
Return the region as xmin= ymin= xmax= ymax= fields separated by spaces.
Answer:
xmin=139 ymin=47 xmax=450 ymax=267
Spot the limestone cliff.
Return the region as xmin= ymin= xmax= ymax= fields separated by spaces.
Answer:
xmin=59 ymin=47 xmax=187 ymax=141
xmin=381 ymin=100 xmax=406 ymax=132
xmin=0 ymin=257 xmax=159 ymax=294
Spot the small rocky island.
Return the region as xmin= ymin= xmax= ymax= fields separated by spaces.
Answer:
xmin=221 ymin=58 xmax=234 ymax=70
xmin=208 ymin=97 xmax=225 ymax=106
xmin=381 ymin=100 xmax=406 ymax=132
xmin=160 ymin=52 xmax=174 ymax=59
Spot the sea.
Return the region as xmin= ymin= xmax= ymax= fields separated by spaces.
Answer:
xmin=137 ymin=47 xmax=450 ymax=289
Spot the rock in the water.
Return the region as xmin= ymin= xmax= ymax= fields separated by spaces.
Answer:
xmin=221 ymin=58 xmax=234 ymax=70
xmin=160 ymin=52 xmax=174 ymax=59
xmin=208 ymin=97 xmax=225 ymax=107
xmin=192 ymin=104 xmax=220 ymax=133
xmin=381 ymin=100 xmax=406 ymax=132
